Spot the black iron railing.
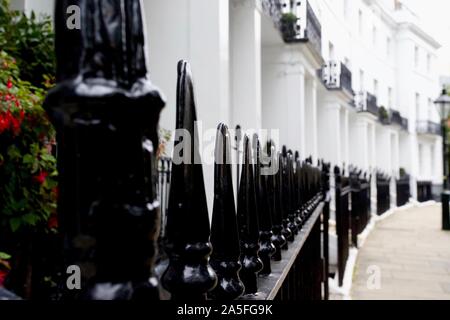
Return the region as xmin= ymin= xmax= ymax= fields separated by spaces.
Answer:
xmin=334 ymin=167 xmax=350 ymax=287
xmin=416 ymin=120 xmax=441 ymax=136
xmin=350 ymin=170 xmax=371 ymax=248
xmin=357 ymin=91 xmax=379 ymax=117
xmin=376 ymin=173 xmax=391 ymax=215
xmin=396 ymin=175 xmax=410 ymax=207
xmin=417 ymin=181 xmax=433 ymax=202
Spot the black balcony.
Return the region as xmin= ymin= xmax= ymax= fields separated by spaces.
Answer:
xmin=357 ymin=91 xmax=379 ymax=117
xmin=320 ymin=61 xmax=354 ymax=96
xmin=261 ymin=0 xmax=322 ymax=57
xmin=304 ymin=1 xmax=322 ymax=57
xmin=417 ymin=120 xmax=441 ymax=136
xmin=390 ymin=110 xmax=409 ymax=131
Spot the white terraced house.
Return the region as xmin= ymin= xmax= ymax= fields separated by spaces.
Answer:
xmin=17 ymin=0 xmax=443 ymax=214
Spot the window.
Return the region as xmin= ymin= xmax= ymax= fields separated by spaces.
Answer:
xmin=360 ymin=69 xmax=365 ymax=92
xmin=427 ymin=53 xmax=431 ymax=73
xmin=358 ymin=10 xmax=363 ymax=36
xmin=388 ymin=87 xmax=393 ymax=109
xmin=344 ymin=57 xmax=350 ymax=68
xmin=343 ymin=0 xmax=350 ymax=18
xmin=372 ymin=26 xmax=377 ymax=47
xmin=415 ymin=93 xmax=421 ymax=120
xmin=428 ymin=98 xmax=433 ymax=120
xmin=414 ymin=46 xmax=419 ymax=68
xmin=373 ymin=79 xmax=379 ymax=98
xmin=386 ymin=37 xmax=391 ymax=57
xmin=329 ymin=42 xmax=335 ymax=61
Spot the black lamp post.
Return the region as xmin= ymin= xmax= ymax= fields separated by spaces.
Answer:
xmin=433 ymin=87 xmax=450 ymax=230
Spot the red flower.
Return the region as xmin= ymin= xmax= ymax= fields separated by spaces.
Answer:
xmin=34 ymin=171 xmax=48 ymax=185
xmin=47 ymin=213 xmax=58 ymax=230
xmin=6 ymin=79 xmax=13 ymax=89
xmin=0 ymin=270 xmax=8 ymax=287
xmin=0 ymin=261 xmax=11 ymax=287
xmin=0 ymin=113 xmax=8 ymax=133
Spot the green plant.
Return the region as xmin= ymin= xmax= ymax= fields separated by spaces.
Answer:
xmin=281 ymin=12 xmax=299 ymax=24
xmin=399 ymin=168 xmax=407 ymax=177
xmin=379 ymin=106 xmax=389 ymax=121
xmin=0 ymin=50 xmax=57 ymax=234
xmin=0 ymin=0 xmax=55 ymax=88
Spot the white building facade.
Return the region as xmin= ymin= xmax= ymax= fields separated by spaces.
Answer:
xmin=15 ymin=0 xmax=444 ymax=215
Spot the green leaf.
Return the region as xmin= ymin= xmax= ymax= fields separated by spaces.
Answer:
xmin=9 ymin=217 xmax=22 ymax=232
xmin=22 ymin=213 xmax=39 ymax=226
xmin=0 ymin=252 xmax=11 ymax=260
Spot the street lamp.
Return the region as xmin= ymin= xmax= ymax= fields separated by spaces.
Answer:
xmin=433 ymin=87 xmax=450 ymax=230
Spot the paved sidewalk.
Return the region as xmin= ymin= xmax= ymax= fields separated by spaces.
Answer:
xmin=352 ymin=204 xmax=450 ymax=300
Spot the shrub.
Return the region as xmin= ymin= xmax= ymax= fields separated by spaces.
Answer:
xmin=0 ymin=0 xmax=55 ymax=88
xmin=0 ymin=50 xmax=57 ymax=235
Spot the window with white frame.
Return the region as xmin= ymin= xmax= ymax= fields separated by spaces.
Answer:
xmin=372 ymin=26 xmax=377 ymax=47
xmin=386 ymin=37 xmax=391 ymax=57
xmin=329 ymin=42 xmax=335 ymax=61
xmin=360 ymin=69 xmax=365 ymax=92
xmin=415 ymin=93 xmax=421 ymax=120
xmin=428 ymin=98 xmax=433 ymax=121
xmin=427 ymin=53 xmax=431 ymax=73
xmin=358 ymin=10 xmax=363 ymax=36
xmin=343 ymin=0 xmax=350 ymax=18
xmin=414 ymin=45 xmax=419 ymax=68
xmin=388 ymin=87 xmax=393 ymax=109
xmin=373 ymin=79 xmax=379 ymax=98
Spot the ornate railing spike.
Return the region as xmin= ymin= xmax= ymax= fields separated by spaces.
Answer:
xmin=253 ymin=135 xmax=275 ymax=276
xmin=237 ymin=136 xmax=263 ymax=294
xmin=162 ymin=61 xmax=217 ymax=301
xmin=209 ymin=124 xmax=244 ymax=301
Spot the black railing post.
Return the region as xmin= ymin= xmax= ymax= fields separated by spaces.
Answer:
xmin=237 ymin=136 xmax=263 ymax=295
xmin=269 ymin=146 xmax=286 ymax=261
xmin=209 ymin=124 xmax=244 ymax=301
xmin=321 ymin=162 xmax=330 ymax=300
xmin=253 ymin=136 xmax=275 ymax=276
xmin=44 ymin=0 xmax=165 ymax=300
xmin=286 ymin=153 xmax=299 ymax=236
xmin=280 ymin=149 xmax=294 ymax=245
xmin=162 ymin=61 xmax=217 ymax=301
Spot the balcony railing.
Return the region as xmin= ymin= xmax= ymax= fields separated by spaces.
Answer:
xmin=321 ymin=61 xmax=354 ymax=96
xmin=261 ymin=0 xmax=322 ymax=56
xmin=356 ymin=91 xmax=379 ymax=117
xmin=390 ymin=110 xmax=409 ymax=131
xmin=416 ymin=120 xmax=441 ymax=136
xmin=304 ymin=1 xmax=322 ymax=57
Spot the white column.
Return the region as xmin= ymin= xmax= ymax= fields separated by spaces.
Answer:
xmin=230 ymin=0 xmax=262 ymax=131
xmin=353 ymin=120 xmax=369 ymax=170
xmin=322 ymin=102 xmax=341 ymax=166
xmin=376 ymin=128 xmax=391 ymax=173
xmin=391 ymin=132 xmax=400 ymax=207
xmin=410 ymin=134 xmax=419 ymax=200
xmin=262 ymin=47 xmax=305 ymax=155
xmin=305 ymin=77 xmax=318 ymax=162
xmin=342 ymin=108 xmax=350 ymax=170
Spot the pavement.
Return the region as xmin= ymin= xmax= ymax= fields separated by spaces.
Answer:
xmin=351 ymin=204 xmax=450 ymax=300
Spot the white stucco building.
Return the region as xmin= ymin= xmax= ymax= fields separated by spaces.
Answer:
xmin=14 ymin=0 xmax=444 ymax=214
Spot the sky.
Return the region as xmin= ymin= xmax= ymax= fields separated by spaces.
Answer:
xmin=402 ymin=0 xmax=450 ymax=76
